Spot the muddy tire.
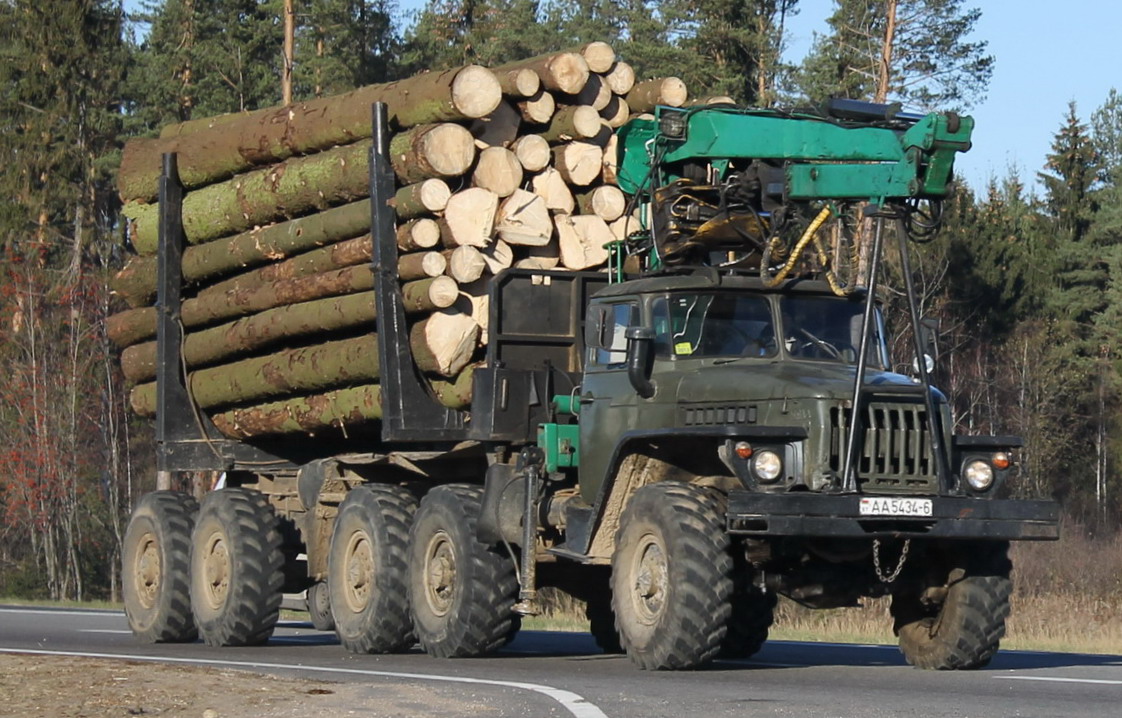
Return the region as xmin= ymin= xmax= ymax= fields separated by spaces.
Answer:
xmin=189 ymin=488 xmax=284 ymax=647
xmin=611 ymin=482 xmax=732 ymax=670
xmin=123 ymin=491 xmax=199 ymax=643
xmin=892 ymin=542 xmax=1013 ymax=670
xmin=584 ymin=571 xmax=623 ymax=654
xmin=720 ymin=539 xmax=776 ymax=659
xmin=306 ymin=581 xmax=334 ymax=631
xmin=328 ymin=484 xmax=417 ymax=653
xmin=408 ymin=484 xmax=519 ymax=658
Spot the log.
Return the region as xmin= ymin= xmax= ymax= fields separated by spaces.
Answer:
xmin=497 ymin=67 xmax=540 ymax=98
xmin=390 ymin=123 xmax=477 ymax=184
xmin=121 ymin=292 xmax=378 ymax=382
xmin=551 ymin=143 xmax=603 ymax=186
xmin=531 ymin=167 xmax=576 ymax=214
xmin=107 ymin=306 xmax=159 ymax=349
xmin=130 ymin=334 xmax=381 ymax=414
xmin=396 ymin=218 xmax=441 ymax=251
xmin=204 ymin=234 xmax=372 ymax=298
xmin=210 ymin=384 xmax=384 ymax=439
xmin=574 ymin=42 xmax=616 ymax=74
xmin=511 ymin=134 xmax=550 ymax=172
xmin=601 ymin=96 xmax=630 ymax=128
xmin=471 ymin=147 xmax=523 ymax=197
xmin=495 ymin=51 xmax=589 ymax=95
xmin=494 ymin=189 xmax=553 ymax=246
xmin=397 ymin=250 xmax=447 ymax=280
xmin=573 ymin=74 xmax=612 ymax=112
xmin=577 ymin=185 xmax=627 ymax=221
xmin=610 ymin=213 xmax=643 ymax=241
xmin=439 ymin=188 xmax=498 ymax=248
xmin=471 ymin=101 xmax=521 ymax=148
xmin=516 ymin=89 xmax=556 ymax=124
xmin=401 ymin=276 xmax=459 ymax=313
xmin=602 ymin=132 xmax=620 ymax=184
xmin=604 ymin=61 xmax=636 ymax=95
xmin=540 ymin=105 xmax=603 ymax=143
xmin=557 ymin=214 xmax=613 ymax=269
xmin=111 ymin=199 xmax=371 ymax=307
xmin=410 ymin=310 xmax=480 ymax=376
xmin=457 ymin=281 xmax=490 ymax=343
xmin=626 ymin=77 xmax=688 ymax=113
xmin=121 ymin=65 xmax=501 ymax=202
xmin=444 ymin=245 xmax=487 ymax=284
xmin=513 ymin=243 xmax=561 ymax=270
xmin=124 ymin=139 xmax=376 ymax=254
xmin=393 ymin=179 xmax=451 ymax=219
xmin=481 ymin=240 xmax=514 ymax=275
xmin=430 ymin=364 xmax=477 ymax=410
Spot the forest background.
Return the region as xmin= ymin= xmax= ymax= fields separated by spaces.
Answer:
xmin=0 ymin=0 xmax=1120 ymax=608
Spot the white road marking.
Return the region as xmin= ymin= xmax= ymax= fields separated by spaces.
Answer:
xmin=77 ymin=630 xmax=133 ymax=635
xmin=0 ymin=648 xmax=609 ymax=718
xmin=0 ymin=607 xmax=121 ymax=617
xmin=994 ymin=675 xmax=1122 ymax=686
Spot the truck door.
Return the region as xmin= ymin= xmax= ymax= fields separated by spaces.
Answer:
xmin=579 ymin=300 xmax=641 ymax=503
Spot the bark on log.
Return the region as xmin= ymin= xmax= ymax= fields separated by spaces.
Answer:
xmin=203 ymin=234 xmax=372 ymax=298
xmin=626 ymin=77 xmax=688 ymax=113
xmin=577 ymin=185 xmax=626 ymax=221
xmin=393 ymin=179 xmax=451 ymax=219
xmin=402 ymin=276 xmax=459 ymax=313
xmin=439 ymin=188 xmax=498 ymax=248
xmin=511 ymin=134 xmax=550 ymax=172
xmin=471 ymin=101 xmax=521 ymax=148
xmin=471 ymin=147 xmax=523 ymax=197
xmin=572 ymin=74 xmax=612 ymax=112
xmin=210 ymin=384 xmax=384 ymax=439
xmin=551 ymin=143 xmax=603 ymax=186
xmin=430 ymin=364 xmax=477 ymax=410
xmin=390 ymin=123 xmax=477 ymax=185
xmin=120 ymin=65 xmax=501 ymax=202
xmin=397 ymin=250 xmax=447 ymax=280
xmin=540 ymin=105 xmax=603 ymax=143
xmin=396 ymin=218 xmax=441 ymax=251
xmin=601 ymin=96 xmax=630 ymax=128
xmin=121 ymin=291 xmax=378 ymax=382
xmin=495 ymin=51 xmax=589 ymax=95
xmin=410 ymin=310 xmax=480 ymax=376
xmin=495 ymin=189 xmax=552 ymax=246
xmin=111 ymin=199 xmax=371 ymax=308
xmin=130 ymin=334 xmax=381 ymax=414
xmin=124 ymin=140 xmax=375 ymax=254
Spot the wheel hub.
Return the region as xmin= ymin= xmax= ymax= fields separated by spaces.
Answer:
xmin=134 ymin=533 xmax=160 ymax=608
xmin=343 ymin=531 xmax=375 ymax=613
xmin=632 ymin=534 xmax=668 ymax=624
xmin=423 ymin=531 xmax=457 ymax=617
xmin=201 ymin=532 xmax=231 ymax=610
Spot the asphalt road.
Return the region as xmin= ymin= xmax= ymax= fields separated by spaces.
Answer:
xmin=2 ymin=604 xmax=1120 ymax=718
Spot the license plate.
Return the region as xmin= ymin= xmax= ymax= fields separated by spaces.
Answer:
xmin=859 ymin=497 xmax=933 ymax=517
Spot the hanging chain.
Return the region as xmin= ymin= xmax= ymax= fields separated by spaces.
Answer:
xmin=873 ymin=538 xmax=911 ymax=583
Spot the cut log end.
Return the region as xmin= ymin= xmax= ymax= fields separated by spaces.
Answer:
xmin=451 ymin=65 xmax=504 ymax=118
xmin=420 ymin=123 xmax=478 ymax=177
xmin=579 ymin=42 xmax=616 ymax=74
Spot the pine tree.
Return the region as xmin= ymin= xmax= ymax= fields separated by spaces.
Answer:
xmin=296 ymin=0 xmax=402 ymax=98
xmin=402 ymin=0 xmax=555 ymax=71
xmin=798 ymin=0 xmax=992 ymax=111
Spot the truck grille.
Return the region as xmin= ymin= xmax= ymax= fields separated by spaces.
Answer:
xmin=829 ymin=401 xmax=938 ymax=493
xmin=681 ymin=403 xmax=756 ymax=426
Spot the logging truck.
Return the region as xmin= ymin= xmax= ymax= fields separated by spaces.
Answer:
xmin=121 ymin=91 xmax=1059 ymax=671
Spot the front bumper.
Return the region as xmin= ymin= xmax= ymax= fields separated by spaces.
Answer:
xmin=727 ymin=491 xmax=1059 ymax=540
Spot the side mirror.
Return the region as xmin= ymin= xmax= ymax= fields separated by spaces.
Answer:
xmin=625 ymin=326 xmax=655 ymax=398
xmin=919 ymin=317 xmax=940 ymax=361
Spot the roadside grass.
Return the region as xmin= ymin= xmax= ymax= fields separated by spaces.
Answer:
xmin=5 ymin=525 xmax=1119 ymax=656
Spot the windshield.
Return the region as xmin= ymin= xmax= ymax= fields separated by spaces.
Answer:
xmin=653 ymin=293 xmax=778 ymax=358
xmin=780 ymin=296 xmax=889 ymax=367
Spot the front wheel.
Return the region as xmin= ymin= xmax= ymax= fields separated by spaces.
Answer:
xmin=408 ymin=484 xmax=519 ymax=658
xmin=611 ymin=482 xmax=732 ymax=670
xmin=122 ymin=491 xmax=198 ymax=643
xmin=189 ymin=488 xmax=284 ymax=647
xmin=892 ymin=542 xmax=1013 ymax=670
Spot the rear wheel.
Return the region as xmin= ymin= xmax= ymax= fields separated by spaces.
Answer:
xmin=611 ymin=482 xmax=732 ymax=670
xmin=408 ymin=484 xmax=519 ymax=658
xmin=306 ymin=581 xmax=334 ymax=632
xmin=584 ymin=570 xmax=623 ymax=654
xmin=892 ymin=542 xmax=1013 ymax=670
xmin=720 ymin=540 xmax=776 ymax=659
xmin=328 ymin=484 xmax=417 ymax=653
xmin=190 ymin=488 xmax=284 ymax=647
xmin=122 ymin=491 xmax=198 ymax=643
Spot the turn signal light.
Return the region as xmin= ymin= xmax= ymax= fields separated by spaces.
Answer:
xmin=992 ymin=452 xmax=1010 ymax=470
xmin=734 ymin=441 xmax=753 ymax=459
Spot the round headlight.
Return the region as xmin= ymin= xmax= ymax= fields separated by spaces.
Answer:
xmin=964 ymin=460 xmax=994 ymax=491
xmin=752 ymin=450 xmax=783 ymax=483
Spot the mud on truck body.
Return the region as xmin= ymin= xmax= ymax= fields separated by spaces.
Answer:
xmin=123 ymin=99 xmax=1058 ymax=672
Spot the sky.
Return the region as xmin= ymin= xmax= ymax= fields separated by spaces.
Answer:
xmin=123 ymin=0 xmax=1119 ymax=193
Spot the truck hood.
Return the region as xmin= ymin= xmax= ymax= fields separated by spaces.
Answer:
xmin=667 ymin=361 xmax=926 ymax=404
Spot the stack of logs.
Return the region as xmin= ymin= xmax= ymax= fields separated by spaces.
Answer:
xmin=109 ymin=43 xmax=691 ymax=440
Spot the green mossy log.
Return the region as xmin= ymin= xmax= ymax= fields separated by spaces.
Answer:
xmin=209 ymin=384 xmax=384 ymax=439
